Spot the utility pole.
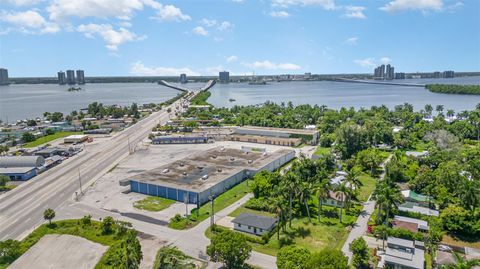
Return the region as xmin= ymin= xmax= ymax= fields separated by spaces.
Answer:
xmin=127 ymin=135 xmax=131 ymax=154
xmin=209 ymin=195 xmax=215 ymax=228
xmin=78 ymin=167 xmax=83 ymax=194
xmin=184 ymin=195 xmax=189 ymax=217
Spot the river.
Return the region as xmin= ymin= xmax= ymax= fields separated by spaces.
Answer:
xmin=1 ymin=77 xmax=479 ymax=122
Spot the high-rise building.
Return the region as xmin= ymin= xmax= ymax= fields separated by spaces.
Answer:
xmin=374 ymin=64 xmax=387 ymax=79
xmin=57 ymin=71 xmax=66 ymax=85
xmin=433 ymin=71 xmax=441 ymax=78
xmin=66 ymin=70 xmax=76 ymax=85
xmin=76 ymin=70 xmax=85 ymax=84
xmin=386 ymin=64 xmax=394 ymax=80
xmin=443 ymin=70 xmax=455 ymax=78
xmin=219 ymin=71 xmax=230 ymax=83
xmin=395 ymin=72 xmax=406 ymax=79
xmin=0 ymin=68 xmax=9 ymax=85
xmin=304 ymin=72 xmax=312 ymax=80
xmin=179 ymin=73 xmax=187 ymax=84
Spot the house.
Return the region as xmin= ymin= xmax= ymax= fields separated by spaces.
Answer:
xmin=232 ymin=213 xmax=277 ymax=236
xmin=377 ymin=237 xmax=425 ymax=269
xmin=405 ymin=151 xmax=429 ymax=158
xmin=0 ymin=167 xmax=37 ymax=181
xmin=398 ymin=202 xmax=439 ymax=217
xmin=393 ymin=216 xmax=429 ymax=233
xmin=35 ymin=148 xmax=61 ymax=158
xmin=322 ymin=190 xmax=345 ymax=208
xmin=401 ymin=190 xmax=432 ymax=207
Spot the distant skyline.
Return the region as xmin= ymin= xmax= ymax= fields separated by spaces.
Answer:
xmin=0 ymin=0 xmax=479 ymax=77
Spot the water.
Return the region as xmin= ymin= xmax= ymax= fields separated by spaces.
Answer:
xmin=0 ymin=83 xmax=178 ymax=122
xmin=207 ymin=76 xmax=480 ymax=111
xmin=1 ymin=77 xmax=479 ymax=122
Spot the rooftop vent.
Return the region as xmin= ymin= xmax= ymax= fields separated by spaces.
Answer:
xmin=230 ymin=157 xmax=235 ymax=162
xmin=202 ymin=175 xmax=209 ymax=180
xmin=217 ymin=168 xmax=222 ymax=172
xmin=179 ymin=162 xmax=184 ymax=167
xmin=248 ymin=160 xmax=253 ymax=164
xmin=182 ymin=172 xmax=187 ymax=176
xmin=162 ymin=168 xmax=169 ymax=174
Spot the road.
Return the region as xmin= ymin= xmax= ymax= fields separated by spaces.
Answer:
xmin=0 ymin=93 xmax=191 ymax=240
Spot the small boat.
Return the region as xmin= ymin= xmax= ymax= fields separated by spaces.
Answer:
xmin=229 ymin=98 xmax=236 ymax=102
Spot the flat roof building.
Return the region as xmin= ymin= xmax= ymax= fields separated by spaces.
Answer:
xmin=398 ymin=202 xmax=439 ymax=217
xmin=233 ymin=126 xmax=319 ymax=145
xmin=0 ymin=68 xmax=9 ymax=85
xmin=219 ymin=71 xmax=229 ymax=83
xmin=64 ymin=135 xmax=89 ymax=144
xmin=0 ymin=156 xmax=45 ymax=168
xmin=127 ymin=147 xmax=295 ymax=206
xmin=378 ymin=237 xmax=425 ymax=269
xmin=0 ymin=167 xmax=37 ymax=181
xmin=57 ymin=71 xmax=66 ymax=85
xmin=393 ymin=215 xmax=429 ymax=233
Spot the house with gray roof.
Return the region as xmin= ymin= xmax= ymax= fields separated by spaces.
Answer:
xmin=377 ymin=237 xmax=425 ymax=269
xmin=232 ymin=213 xmax=277 ymax=236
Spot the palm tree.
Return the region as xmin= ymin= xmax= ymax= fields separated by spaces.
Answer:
xmin=441 ymin=252 xmax=480 ymax=269
xmin=345 ymin=169 xmax=363 ymax=210
xmin=312 ymin=177 xmax=331 ymax=222
xmin=372 ymin=181 xmax=404 ymax=224
xmin=282 ymin=173 xmax=297 ymax=227
xmin=425 ymin=104 xmax=433 ymax=117
xmin=335 ymin=182 xmax=348 ymax=223
xmin=460 ymin=178 xmax=480 ymax=214
xmin=436 ymin=104 xmax=445 ymax=113
xmin=447 ymin=109 xmax=455 ymax=118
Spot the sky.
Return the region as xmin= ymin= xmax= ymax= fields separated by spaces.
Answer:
xmin=0 ymin=0 xmax=479 ymax=77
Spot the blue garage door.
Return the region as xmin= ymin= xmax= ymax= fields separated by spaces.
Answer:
xmin=189 ymin=192 xmax=198 ymax=204
xmin=131 ymin=181 xmax=139 ymax=192
xmin=158 ymin=186 xmax=167 ymax=198
xmin=178 ymin=190 xmax=186 ymax=203
xmin=148 ymin=184 xmax=158 ymax=196
xmin=139 ymin=183 xmax=148 ymax=194
xmin=167 ymin=188 xmax=177 ymax=200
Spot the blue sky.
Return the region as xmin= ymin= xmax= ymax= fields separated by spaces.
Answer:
xmin=0 ymin=0 xmax=479 ymax=77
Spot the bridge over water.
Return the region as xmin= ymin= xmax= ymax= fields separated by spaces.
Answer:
xmin=334 ymin=78 xmax=425 ymax=87
xmin=158 ymin=79 xmax=217 ymax=92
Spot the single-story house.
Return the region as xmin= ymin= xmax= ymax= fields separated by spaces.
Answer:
xmin=401 ymin=190 xmax=432 ymax=207
xmin=398 ymin=202 xmax=439 ymax=217
xmin=393 ymin=215 xmax=429 ymax=233
xmin=232 ymin=213 xmax=277 ymax=236
xmin=405 ymin=151 xmax=429 ymax=158
xmin=377 ymin=237 xmax=425 ymax=269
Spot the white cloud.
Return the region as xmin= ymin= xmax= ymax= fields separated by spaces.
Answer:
xmin=226 ymin=55 xmax=238 ymax=63
xmin=47 ymin=0 xmax=145 ymax=21
xmin=354 ymin=58 xmax=376 ymax=68
xmin=3 ymin=0 xmax=43 ymax=6
xmin=354 ymin=57 xmax=393 ymax=68
xmin=200 ymin=18 xmax=217 ymax=27
xmin=380 ymin=57 xmax=392 ymax=64
xmin=380 ymin=0 xmax=443 ymax=12
xmin=345 ymin=36 xmax=358 ymax=45
xmin=130 ymin=61 xmax=200 ymax=76
xmin=217 ymin=21 xmax=233 ymax=31
xmin=343 ymin=6 xmax=366 ymax=19
xmin=192 ymin=26 xmax=208 ymax=36
xmin=155 ymin=4 xmax=190 ymax=21
xmin=77 ymin=23 xmax=145 ymax=51
xmin=244 ymin=60 xmax=301 ymax=70
xmin=271 ymin=0 xmax=336 ymax=10
xmin=0 ymin=10 xmax=60 ymax=34
xmin=269 ymin=11 xmax=291 ymax=17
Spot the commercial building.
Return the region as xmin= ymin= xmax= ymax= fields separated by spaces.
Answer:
xmin=63 ymin=134 xmax=89 ymax=144
xmin=0 ymin=68 xmax=9 ymax=85
xmin=57 ymin=71 xmax=66 ymax=85
xmin=232 ymin=126 xmax=319 ymax=145
xmin=0 ymin=167 xmax=37 ymax=181
xmin=179 ymin=74 xmax=187 ymax=84
xmin=219 ymin=71 xmax=230 ymax=83
xmin=151 ymin=136 xmax=212 ymax=144
xmin=229 ymin=134 xmax=301 ymax=147
xmin=377 ymin=237 xmax=425 ymax=269
xmin=127 ymin=147 xmax=295 ymax=206
xmin=395 ymin=72 xmax=406 ymax=79
xmin=66 ymin=70 xmax=76 ymax=85
xmin=76 ymin=70 xmax=85 ymax=84
xmin=233 ymin=213 xmax=277 ymax=236
xmin=443 ymin=70 xmax=455 ymax=78
xmin=35 ymin=148 xmax=61 ymax=158
xmin=0 ymin=156 xmax=45 ymax=181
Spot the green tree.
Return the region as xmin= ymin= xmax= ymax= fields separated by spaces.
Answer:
xmin=349 ymin=237 xmax=369 ymax=268
xmin=26 ymin=119 xmax=37 ymax=126
xmin=335 ymin=122 xmax=368 ymax=159
xmin=459 ymin=178 xmax=480 ymax=214
xmin=0 ymin=175 xmax=10 ymax=188
xmin=276 ymin=246 xmax=311 ymax=269
xmin=102 ymin=216 xmax=115 ymax=234
xmin=0 ymin=240 xmax=22 ymax=264
xmin=206 ymin=230 xmax=252 ymax=269
xmin=45 ymin=128 xmax=55 ymax=136
xmin=43 ymin=208 xmax=55 ymax=225
xmin=109 ymin=229 xmax=143 ymax=269
xmin=306 ymin=249 xmax=348 ymax=269
xmin=22 ymin=132 xmax=36 ymax=143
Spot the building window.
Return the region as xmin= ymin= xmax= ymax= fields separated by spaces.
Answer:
xmin=248 ymin=226 xmax=251 ymax=229
xmin=238 ymin=224 xmax=241 ymax=227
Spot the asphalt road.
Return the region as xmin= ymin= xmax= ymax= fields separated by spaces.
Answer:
xmin=0 ymin=94 xmax=189 ymax=240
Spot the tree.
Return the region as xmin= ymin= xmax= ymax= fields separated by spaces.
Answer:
xmin=441 ymin=252 xmax=480 ymax=269
xmin=22 ymin=132 xmax=36 ymax=143
xmin=276 ymin=246 xmax=311 ymax=269
xmin=349 ymin=237 xmax=369 ymax=269
xmin=43 ymin=208 xmax=55 ymax=225
xmin=206 ymin=230 xmax=252 ymax=269
xmin=356 ymin=148 xmax=383 ymax=176
xmin=425 ymin=104 xmax=433 ymax=117
xmin=0 ymin=240 xmax=22 ymax=264
xmin=459 ymin=178 xmax=480 ymax=214
xmin=0 ymin=175 xmax=10 ymax=188
xmin=109 ymin=229 xmax=143 ymax=269
xmin=436 ymin=104 xmax=444 ymax=114
xmin=102 ymin=216 xmax=115 ymax=234
xmin=335 ymin=122 xmax=368 ymax=159
xmin=306 ymin=249 xmax=348 ymax=269
xmin=372 ymin=181 xmax=404 ymax=224
xmin=26 ymin=119 xmax=37 ymax=126
xmin=45 ymin=128 xmax=55 ymax=136
xmin=313 ymin=177 xmax=330 ymax=222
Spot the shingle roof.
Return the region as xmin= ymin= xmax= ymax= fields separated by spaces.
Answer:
xmin=232 ymin=213 xmax=277 ymax=230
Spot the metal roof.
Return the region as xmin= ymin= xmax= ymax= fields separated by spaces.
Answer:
xmin=232 ymin=213 xmax=277 ymax=230
xmin=0 ymin=156 xmax=45 ymax=168
xmin=0 ymin=167 xmax=36 ymax=174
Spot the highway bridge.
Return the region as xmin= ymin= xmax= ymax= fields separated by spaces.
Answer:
xmin=158 ymin=79 xmax=217 ymax=92
xmin=334 ymin=78 xmax=425 ymax=87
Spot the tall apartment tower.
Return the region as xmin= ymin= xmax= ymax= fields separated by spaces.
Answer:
xmin=0 ymin=68 xmax=9 ymax=85
xmin=386 ymin=64 xmax=394 ymax=80
xmin=76 ymin=70 xmax=85 ymax=84
xmin=66 ymin=70 xmax=76 ymax=85
xmin=219 ymin=71 xmax=230 ymax=83
xmin=57 ymin=71 xmax=66 ymax=85
xmin=443 ymin=70 xmax=455 ymax=78
xmin=179 ymin=73 xmax=187 ymax=84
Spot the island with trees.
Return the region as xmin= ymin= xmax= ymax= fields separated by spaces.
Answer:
xmin=426 ymin=84 xmax=480 ymax=95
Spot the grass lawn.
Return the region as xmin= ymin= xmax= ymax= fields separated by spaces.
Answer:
xmin=357 ymin=173 xmax=376 ymax=202
xmin=23 ymin=131 xmax=83 ymax=148
xmin=133 ymin=196 xmax=175 ymax=212
xmin=0 ymin=185 xmax=16 ymax=192
xmin=169 ymin=179 xmax=252 ymax=230
xmin=314 ymin=146 xmax=331 ymax=156
xmin=229 ymin=206 xmax=276 ymax=218
xmin=1 ymin=219 xmax=134 ymax=269
xmin=442 ymin=234 xmax=480 ymax=249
